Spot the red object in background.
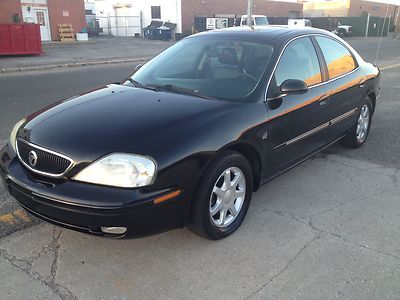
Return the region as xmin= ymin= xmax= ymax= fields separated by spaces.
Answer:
xmin=0 ymin=23 xmax=42 ymax=56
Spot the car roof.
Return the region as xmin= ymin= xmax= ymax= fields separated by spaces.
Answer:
xmin=189 ymin=25 xmax=333 ymax=43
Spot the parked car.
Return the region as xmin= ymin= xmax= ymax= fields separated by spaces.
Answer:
xmin=334 ymin=22 xmax=352 ymax=37
xmin=288 ymin=18 xmax=312 ymax=27
xmin=240 ymin=15 xmax=269 ymax=26
xmin=0 ymin=26 xmax=380 ymax=239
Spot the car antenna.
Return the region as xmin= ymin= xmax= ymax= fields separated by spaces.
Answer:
xmin=374 ymin=3 xmax=390 ymax=65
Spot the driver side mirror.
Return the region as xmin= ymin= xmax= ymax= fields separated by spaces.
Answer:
xmin=267 ymin=79 xmax=308 ymax=108
xmin=280 ymin=79 xmax=308 ymax=94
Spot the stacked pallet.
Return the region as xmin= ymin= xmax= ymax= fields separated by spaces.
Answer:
xmin=57 ymin=24 xmax=75 ymax=42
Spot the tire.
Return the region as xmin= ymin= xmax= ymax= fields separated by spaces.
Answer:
xmin=341 ymin=97 xmax=373 ymax=148
xmin=189 ymin=150 xmax=253 ymax=240
xmin=338 ymin=29 xmax=346 ymax=37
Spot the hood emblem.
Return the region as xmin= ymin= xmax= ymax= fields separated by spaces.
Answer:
xmin=28 ymin=150 xmax=38 ymax=167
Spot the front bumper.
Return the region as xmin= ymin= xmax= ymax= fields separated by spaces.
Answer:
xmin=0 ymin=144 xmax=195 ymax=237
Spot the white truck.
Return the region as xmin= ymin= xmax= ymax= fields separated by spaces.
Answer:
xmin=240 ymin=15 xmax=269 ymax=26
xmin=334 ymin=22 xmax=352 ymax=37
xmin=288 ymin=19 xmax=312 ymax=27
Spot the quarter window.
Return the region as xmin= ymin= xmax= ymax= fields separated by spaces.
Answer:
xmin=316 ymin=36 xmax=356 ymax=79
xmin=275 ymin=37 xmax=322 ymax=87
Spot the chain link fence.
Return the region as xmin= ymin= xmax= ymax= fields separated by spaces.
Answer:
xmin=97 ymin=15 xmax=142 ymax=37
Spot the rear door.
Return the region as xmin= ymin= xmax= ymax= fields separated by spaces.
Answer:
xmin=314 ymin=36 xmax=365 ymax=141
xmin=265 ymin=36 xmax=331 ymax=176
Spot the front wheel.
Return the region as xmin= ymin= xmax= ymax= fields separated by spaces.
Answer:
xmin=189 ymin=151 xmax=253 ymax=240
xmin=341 ymin=97 xmax=373 ymax=148
xmin=338 ymin=29 xmax=346 ymax=37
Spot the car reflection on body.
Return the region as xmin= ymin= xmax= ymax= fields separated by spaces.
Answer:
xmin=0 ymin=26 xmax=380 ymax=239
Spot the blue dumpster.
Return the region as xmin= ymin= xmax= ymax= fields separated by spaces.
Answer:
xmin=144 ymin=20 xmax=163 ymax=39
xmin=156 ymin=22 xmax=177 ymax=40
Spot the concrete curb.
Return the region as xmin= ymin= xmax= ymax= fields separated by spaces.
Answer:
xmin=0 ymin=57 xmax=151 ymax=74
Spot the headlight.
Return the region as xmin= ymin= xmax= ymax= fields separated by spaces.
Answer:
xmin=73 ymin=153 xmax=156 ymax=188
xmin=9 ymin=118 xmax=26 ymax=153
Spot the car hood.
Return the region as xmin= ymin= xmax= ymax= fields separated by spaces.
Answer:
xmin=20 ymin=84 xmax=239 ymax=164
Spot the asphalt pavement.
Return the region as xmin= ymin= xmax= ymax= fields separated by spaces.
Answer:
xmin=0 ymin=37 xmax=173 ymax=72
xmin=0 ymin=37 xmax=399 ymax=299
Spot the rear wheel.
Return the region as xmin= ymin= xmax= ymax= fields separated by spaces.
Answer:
xmin=189 ymin=151 xmax=253 ymax=240
xmin=341 ymin=97 xmax=373 ymax=148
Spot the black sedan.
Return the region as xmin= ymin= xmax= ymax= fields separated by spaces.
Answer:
xmin=0 ymin=26 xmax=380 ymax=239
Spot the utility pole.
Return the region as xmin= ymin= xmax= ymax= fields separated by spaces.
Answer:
xmin=247 ymin=0 xmax=253 ymax=28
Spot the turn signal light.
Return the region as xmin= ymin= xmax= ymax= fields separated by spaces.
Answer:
xmin=154 ymin=189 xmax=182 ymax=204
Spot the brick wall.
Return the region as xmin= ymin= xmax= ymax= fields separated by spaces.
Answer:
xmin=349 ymin=0 xmax=396 ymax=18
xmin=181 ymin=0 xmax=303 ymax=34
xmin=0 ymin=0 xmax=23 ymax=24
xmin=47 ymin=0 xmax=86 ymax=41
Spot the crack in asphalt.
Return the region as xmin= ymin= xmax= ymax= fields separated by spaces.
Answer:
xmin=307 ymin=216 xmax=400 ymax=261
xmin=245 ymin=196 xmax=400 ymax=299
xmin=243 ymin=231 xmax=322 ymax=299
xmin=50 ymin=227 xmax=62 ymax=284
xmin=391 ymin=168 xmax=400 ymax=188
xmin=271 ymin=205 xmax=400 ymax=262
xmin=299 ymin=201 xmax=345 ymax=219
xmin=0 ymin=227 xmax=77 ymax=300
xmin=316 ymin=155 xmax=397 ymax=179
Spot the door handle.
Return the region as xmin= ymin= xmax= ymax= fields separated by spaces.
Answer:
xmin=318 ymin=95 xmax=330 ymax=106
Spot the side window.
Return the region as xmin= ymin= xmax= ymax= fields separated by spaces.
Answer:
xmin=275 ymin=37 xmax=322 ymax=87
xmin=316 ymin=36 xmax=356 ymax=79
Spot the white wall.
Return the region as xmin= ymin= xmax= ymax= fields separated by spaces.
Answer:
xmin=84 ymin=2 xmax=96 ymax=14
xmin=90 ymin=0 xmax=182 ymax=36
xmin=20 ymin=0 xmax=48 ymax=23
xmin=137 ymin=0 xmax=182 ymax=33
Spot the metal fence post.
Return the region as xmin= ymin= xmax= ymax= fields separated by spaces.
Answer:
xmin=365 ymin=13 xmax=370 ymax=37
xmin=107 ymin=15 xmax=111 ymax=36
xmin=125 ymin=16 xmax=128 ymax=37
xmin=140 ymin=11 xmax=143 ymax=37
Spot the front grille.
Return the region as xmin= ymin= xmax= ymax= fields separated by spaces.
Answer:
xmin=16 ymin=139 xmax=73 ymax=177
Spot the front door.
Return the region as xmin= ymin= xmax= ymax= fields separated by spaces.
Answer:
xmin=265 ymin=36 xmax=331 ymax=176
xmin=35 ymin=9 xmax=51 ymax=42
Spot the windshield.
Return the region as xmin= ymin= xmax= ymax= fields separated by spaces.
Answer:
xmin=129 ymin=37 xmax=274 ymax=101
xmin=255 ymin=17 xmax=269 ymax=25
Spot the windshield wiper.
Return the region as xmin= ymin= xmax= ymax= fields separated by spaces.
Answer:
xmin=145 ymin=84 xmax=213 ymax=100
xmin=125 ymin=78 xmax=158 ymax=92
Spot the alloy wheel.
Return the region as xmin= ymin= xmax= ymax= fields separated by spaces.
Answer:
xmin=356 ymin=104 xmax=370 ymax=143
xmin=209 ymin=167 xmax=246 ymax=228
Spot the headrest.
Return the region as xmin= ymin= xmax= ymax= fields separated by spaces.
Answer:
xmin=219 ymin=47 xmax=238 ymax=65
